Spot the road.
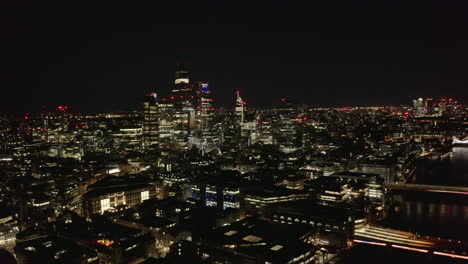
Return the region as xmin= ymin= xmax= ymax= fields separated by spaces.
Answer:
xmin=385 ymin=182 xmax=468 ymax=195
xmin=354 ymin=225 xmax=468 ymax=260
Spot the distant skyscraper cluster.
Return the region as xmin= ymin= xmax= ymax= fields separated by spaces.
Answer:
xmin=412 ymin=97 xmax=461 ymax=116
xmin=142 ymin=63 xmax=202 ymax=150
xmin=141 ymin=64 xmax=315 ymax=157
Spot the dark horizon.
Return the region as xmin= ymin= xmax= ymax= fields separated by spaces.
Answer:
xmin=2 ymin=1 xmax=468 ymax=114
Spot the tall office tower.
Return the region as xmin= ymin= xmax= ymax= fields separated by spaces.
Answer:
xmin=274 ymin=98 xmax=301 ymax=153
xmin=171 ymin=63 xmax=197 ymax=127
xmin=168 ymin=63 xmax=197 ymax=148
xmin=142 ymin=93 xmax=159 ymax=149
xmin=240 ymin=111 xmax=258 ymax=146
xmin=256 ymin=110 xmax=274 ymax=145
xmin=197 ymin=82 xmax=217 ymax=145
xmin=158 ymin=98 xmax=175 ymax=148
xmin=172 ymin=63 xmax=191 ymax=94
xmin=426 ymin=98 xmax=435 ymax=114
xmin=235 ymin=90 xmax=245 ymax=125
xmin=412 ymin=97 xmax=427 ymax=115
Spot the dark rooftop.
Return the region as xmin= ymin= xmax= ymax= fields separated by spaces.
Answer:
xmin=206 ymin=217 xmax=316 ymax=263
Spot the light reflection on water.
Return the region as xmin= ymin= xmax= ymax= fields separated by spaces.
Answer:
xmin=388 ymin=192 xmax=468 ymax=240
xmin=387 ymin=147 xmax=468 ymax=240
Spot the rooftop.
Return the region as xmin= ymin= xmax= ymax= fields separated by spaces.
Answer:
xmin=83 ymin=183 xmax=154 ymax=199
xmin=206 ymin=217 xmax=316 ymax=263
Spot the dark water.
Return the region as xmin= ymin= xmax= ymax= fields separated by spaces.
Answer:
xmin=387 ymin=147 xmax=468 ymax=240
xmin=387 ymin=191 xmax=468 ymax=240
xmin=415 ymin=146 xmax=468 ymax=187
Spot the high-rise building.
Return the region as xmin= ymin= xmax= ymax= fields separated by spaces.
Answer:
xmin=158 ymin=98 xmax=175 ymax=148
xmin=257 ymin=111 xmax=275 ymax=145
xmin=168 ymin=63 xmax=197 ymax=148
xmin=412 ymin=97 xmax=427 ymax=115
xmin=142 ymin=93 xmax=159 ymax=149
xmin=171 ymin=63 xmax=197 ymax=127
xmin=274 ymin=98 xmax=301 ymax=153
xmin=197 ymin=82 xmax=217 ymax=145
xmin=172 ymin=63 xmax=191 ymax=94
xmin=235 ymin=91 xmax=245 ymax=125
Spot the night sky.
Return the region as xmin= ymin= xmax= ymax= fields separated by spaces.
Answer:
xmin=2 ymin=1 xmax=468 ymax=113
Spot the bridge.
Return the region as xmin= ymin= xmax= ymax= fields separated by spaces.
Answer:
xmin=385 ymin=182 xmax=468 ymax=195
xmin=354 ymin=225 xmax=468 ymax=260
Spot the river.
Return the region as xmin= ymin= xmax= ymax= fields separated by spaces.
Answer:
xmin=386 ymin=146 xmax=468 ymax=240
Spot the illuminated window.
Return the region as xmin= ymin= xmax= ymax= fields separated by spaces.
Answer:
xmin=141 ymin=191 xmax=149 ymax=201
xmin=100 ymin=198 xmax=110 ymax=214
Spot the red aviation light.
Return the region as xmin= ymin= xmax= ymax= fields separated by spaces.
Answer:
xmin=281 ymin=98 xmax=286 ymax=102
xmin=24 ymin=116 xmax=30 ymax=120
xmin=303 ymin=116 xmax=308 ymax=121
xmin=57 ymin=105 xmax=69 ymax=111
xmin=170 ymin=96 xmax=175 ymax=100
xmin=236 ymin=90 xmax=240 ymax=94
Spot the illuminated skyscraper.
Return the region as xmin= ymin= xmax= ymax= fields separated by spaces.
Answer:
xmin=412 ymin=97 xmax=426 ymax=115
xmin=172 ymin=63 xmax=191 ymax=94
xmin=235 ymin=91 xmax=245 ymax=125
xmin=157 ymin=98 xmax=175 ymax=148
xmin=197 ymin=82 xmax=217 ymax=145
xmin=142 ymin=93 xmax=159 ymax=149
xmin=168 ymin=63 xmax=197 ymax=148
xmin=274 ymin=98 xmax=301 ymax=153
xmin=171 ymin=63 xmax=197 ymax=115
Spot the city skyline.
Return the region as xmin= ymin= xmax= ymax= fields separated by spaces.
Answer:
xmin=1 ymin=2 xmax=467 ymax=263
xmin=2 ymin=1 xmax=468 ymax=113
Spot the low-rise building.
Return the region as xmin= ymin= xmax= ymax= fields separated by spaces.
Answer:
xmin=243 ymin=186 xmax=311 ymax=216
xmin=267 ymin=200 xmax=355 ymax=248
xmin=172 ymin=217 xmax=317 ymax=264
xmin=82 ymin=177 xmax=164 ymax=218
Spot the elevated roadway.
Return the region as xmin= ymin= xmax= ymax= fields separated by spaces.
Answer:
xmin=385 ymin=182 xmax=468 ymax=195
xmin=354 ymin=225 xmax=468 ymax=260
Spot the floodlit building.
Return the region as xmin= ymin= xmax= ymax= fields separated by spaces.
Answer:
xmin=82 ymin=176 xmax=164 ymax=218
